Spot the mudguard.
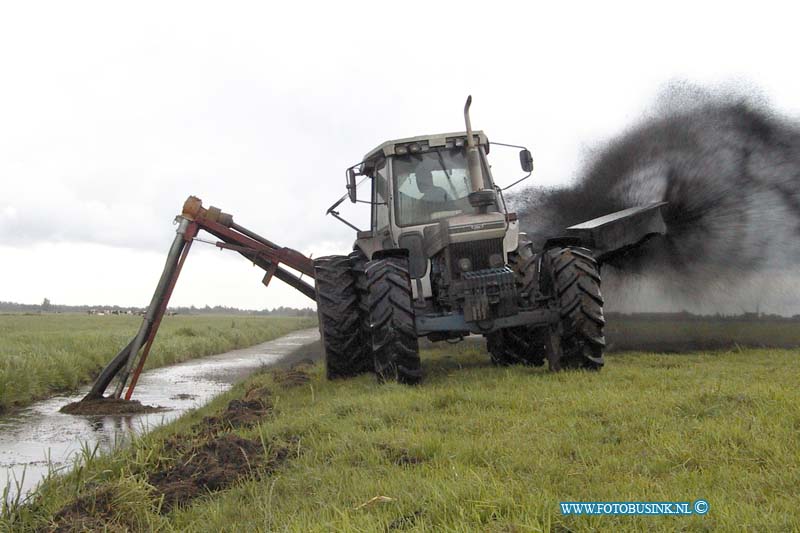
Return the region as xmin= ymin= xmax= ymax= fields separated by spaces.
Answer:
xmin=565 ymin=202 xmax=667 ymax=262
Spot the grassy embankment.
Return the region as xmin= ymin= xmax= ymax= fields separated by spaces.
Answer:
xmin=4 ymin=340 xmax=798 ymax=532
xmin=0 ymin=314 xmax=316 ymax=412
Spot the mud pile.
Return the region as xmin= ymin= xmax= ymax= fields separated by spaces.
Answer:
xmin=516 ymin=84 xmax=800 ymax=314
xmin=149 ymin=382 xmax=286 ymax=510
xmin=148 ymin=433 xmax=286 ymax=511
xmin=271 ymin=364 xmax=312 ymax=388
xmin=59 ymin=397 xmax=163 ymax=415
xmin=199 ymin=386 xmax=272 ymax=433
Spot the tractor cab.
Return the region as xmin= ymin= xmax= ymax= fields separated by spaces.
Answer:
xmin=326 ymin=98 xmax=534 ymax=309
xmin=347 ymin=132 xmax=516 ymax=289
xmin=361 ymin=130 xmax=499 ymax=230
xmin=329 ymin=97 xmax=534 ymax=266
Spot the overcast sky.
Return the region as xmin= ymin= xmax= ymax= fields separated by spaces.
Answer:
xmin=2 ymin=1 xmax=799 ymax=310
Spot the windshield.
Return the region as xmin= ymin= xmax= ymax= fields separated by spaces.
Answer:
xmin=393 ymin=148 xmax=491 ymax=227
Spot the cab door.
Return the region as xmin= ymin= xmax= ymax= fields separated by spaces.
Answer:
xmin=372 ymin=158 xmax=394 ymax=250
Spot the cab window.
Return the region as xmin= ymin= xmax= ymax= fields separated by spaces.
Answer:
xmin=393 ymin=148 xmax=492 ymax=227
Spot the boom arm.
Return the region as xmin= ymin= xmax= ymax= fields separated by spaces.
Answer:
xmin=564 ymin=202 xmax=668 ymax=262
xmin=83 ymin=196 xmax=317 ymax=402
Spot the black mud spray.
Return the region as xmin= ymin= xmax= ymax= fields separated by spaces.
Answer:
xmin=513 ymin=84 xmax=800 ymax=315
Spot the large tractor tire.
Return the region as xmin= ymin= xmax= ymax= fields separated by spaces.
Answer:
xmin=487 ymin=327 xmax=546 ymax=366
xmin=485 ymin=237 xmax=546 ymax=366
xmin=348 ymin=249 xmax=373 ymax=375
xmin=313 ymin=255 xmax=370 ymax=379
xmin=508 ymin=236 xmax=538 ymax=304
xmin=543 ymin=246 xmax=605 ymax=371
xmin=364 ymin=255 xmax=422 ymax=384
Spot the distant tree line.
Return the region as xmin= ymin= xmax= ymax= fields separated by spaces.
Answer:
xmin=2 ymin=300 xmax=796 ymax=320
xmin=169 ymin=305 xmax=315 ymax=317
xmin=0 ymin=300 xmax=315 ymax=317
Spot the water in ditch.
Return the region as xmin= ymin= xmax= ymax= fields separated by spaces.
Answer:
xmin=0 ymin=328 xmax=319 ymax=503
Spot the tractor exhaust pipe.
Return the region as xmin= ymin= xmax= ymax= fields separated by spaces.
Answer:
xmin=464 ymin=95 xmax=484 ymax=193
xmin=463 ymin=95 xmax=495 ymax=211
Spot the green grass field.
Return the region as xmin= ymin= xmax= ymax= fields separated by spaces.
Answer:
xmin=0 ymin=314 xmax=316 ymax=412
xmin=5 ymin=341 xmax=798 ymax=532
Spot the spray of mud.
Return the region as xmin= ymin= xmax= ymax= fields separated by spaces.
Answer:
xmin=515 ymin=83 xmax=800 ymax=315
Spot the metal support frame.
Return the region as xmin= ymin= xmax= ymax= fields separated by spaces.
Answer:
xmin=84 ymin=196 xmax=318 ymax=401
xmin=123 ymin=228 xmax=195 ymax=400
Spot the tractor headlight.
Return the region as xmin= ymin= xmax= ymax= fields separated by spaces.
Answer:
xmin=458 ymin=257 xmax=472 ymax=272
xmin=489 ymin=253 xmax=504 ymax=268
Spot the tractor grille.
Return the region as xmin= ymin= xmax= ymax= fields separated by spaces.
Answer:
xmin=449 ymin=238 xmax=504 ymax=275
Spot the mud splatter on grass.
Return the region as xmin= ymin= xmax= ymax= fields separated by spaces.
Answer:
xmin=271 ymin=362 xmax=313 ymax=388
xmin=60 ymin=397 xmax=164 ymax=415
xmin=198 ymin=399 xmax=271 ymax=433
xmin=51 ymin=485 xmax=124 ymax=532
xmin=49 ymin=480 xmax=155 ymax=533
xmin=197 ymin=385 xmax=273 ymax=433
xmin=148 ymin=433 xmax=286 ymax=512
xmin=148 ymin=383 xmax=286 ymax=511
xmin=377 ymin=444 xmax=426 ymax=466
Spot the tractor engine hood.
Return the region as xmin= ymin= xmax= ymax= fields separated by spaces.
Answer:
xmin=423 ymin=212 xmax=507 ymax=258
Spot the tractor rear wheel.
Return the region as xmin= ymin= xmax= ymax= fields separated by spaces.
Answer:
xmin=365 ymin=255 xmax=422 ymax=384
xmin=485 ymin=237 xmax=546 ymax=366
xmin=313 ymin=255 xmax=370 ymax=379
xmin=544 ymin=247 xmax=605 ymax=371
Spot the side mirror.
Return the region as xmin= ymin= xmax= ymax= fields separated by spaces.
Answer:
xmin=346 ymin=168 xmax=357 ymax=203
xmin=519 ymin=149 xmax=533 ymax=173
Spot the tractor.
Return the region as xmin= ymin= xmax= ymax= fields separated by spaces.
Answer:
xmin=83 ymin=96 xmax=666 ymax=401
xmin=316 ymin=96 xmax=666 ymax=383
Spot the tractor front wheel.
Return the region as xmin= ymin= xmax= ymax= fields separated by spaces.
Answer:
xmin=543 ymin=247 xmax=605 ymax=371
xmin=348 ymin=249 xmax=373 ymax=376
xmin=314 ymin=255 xmax=370 ymax=379
xmin=365 ymin=255 xmax=422 ymax=384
